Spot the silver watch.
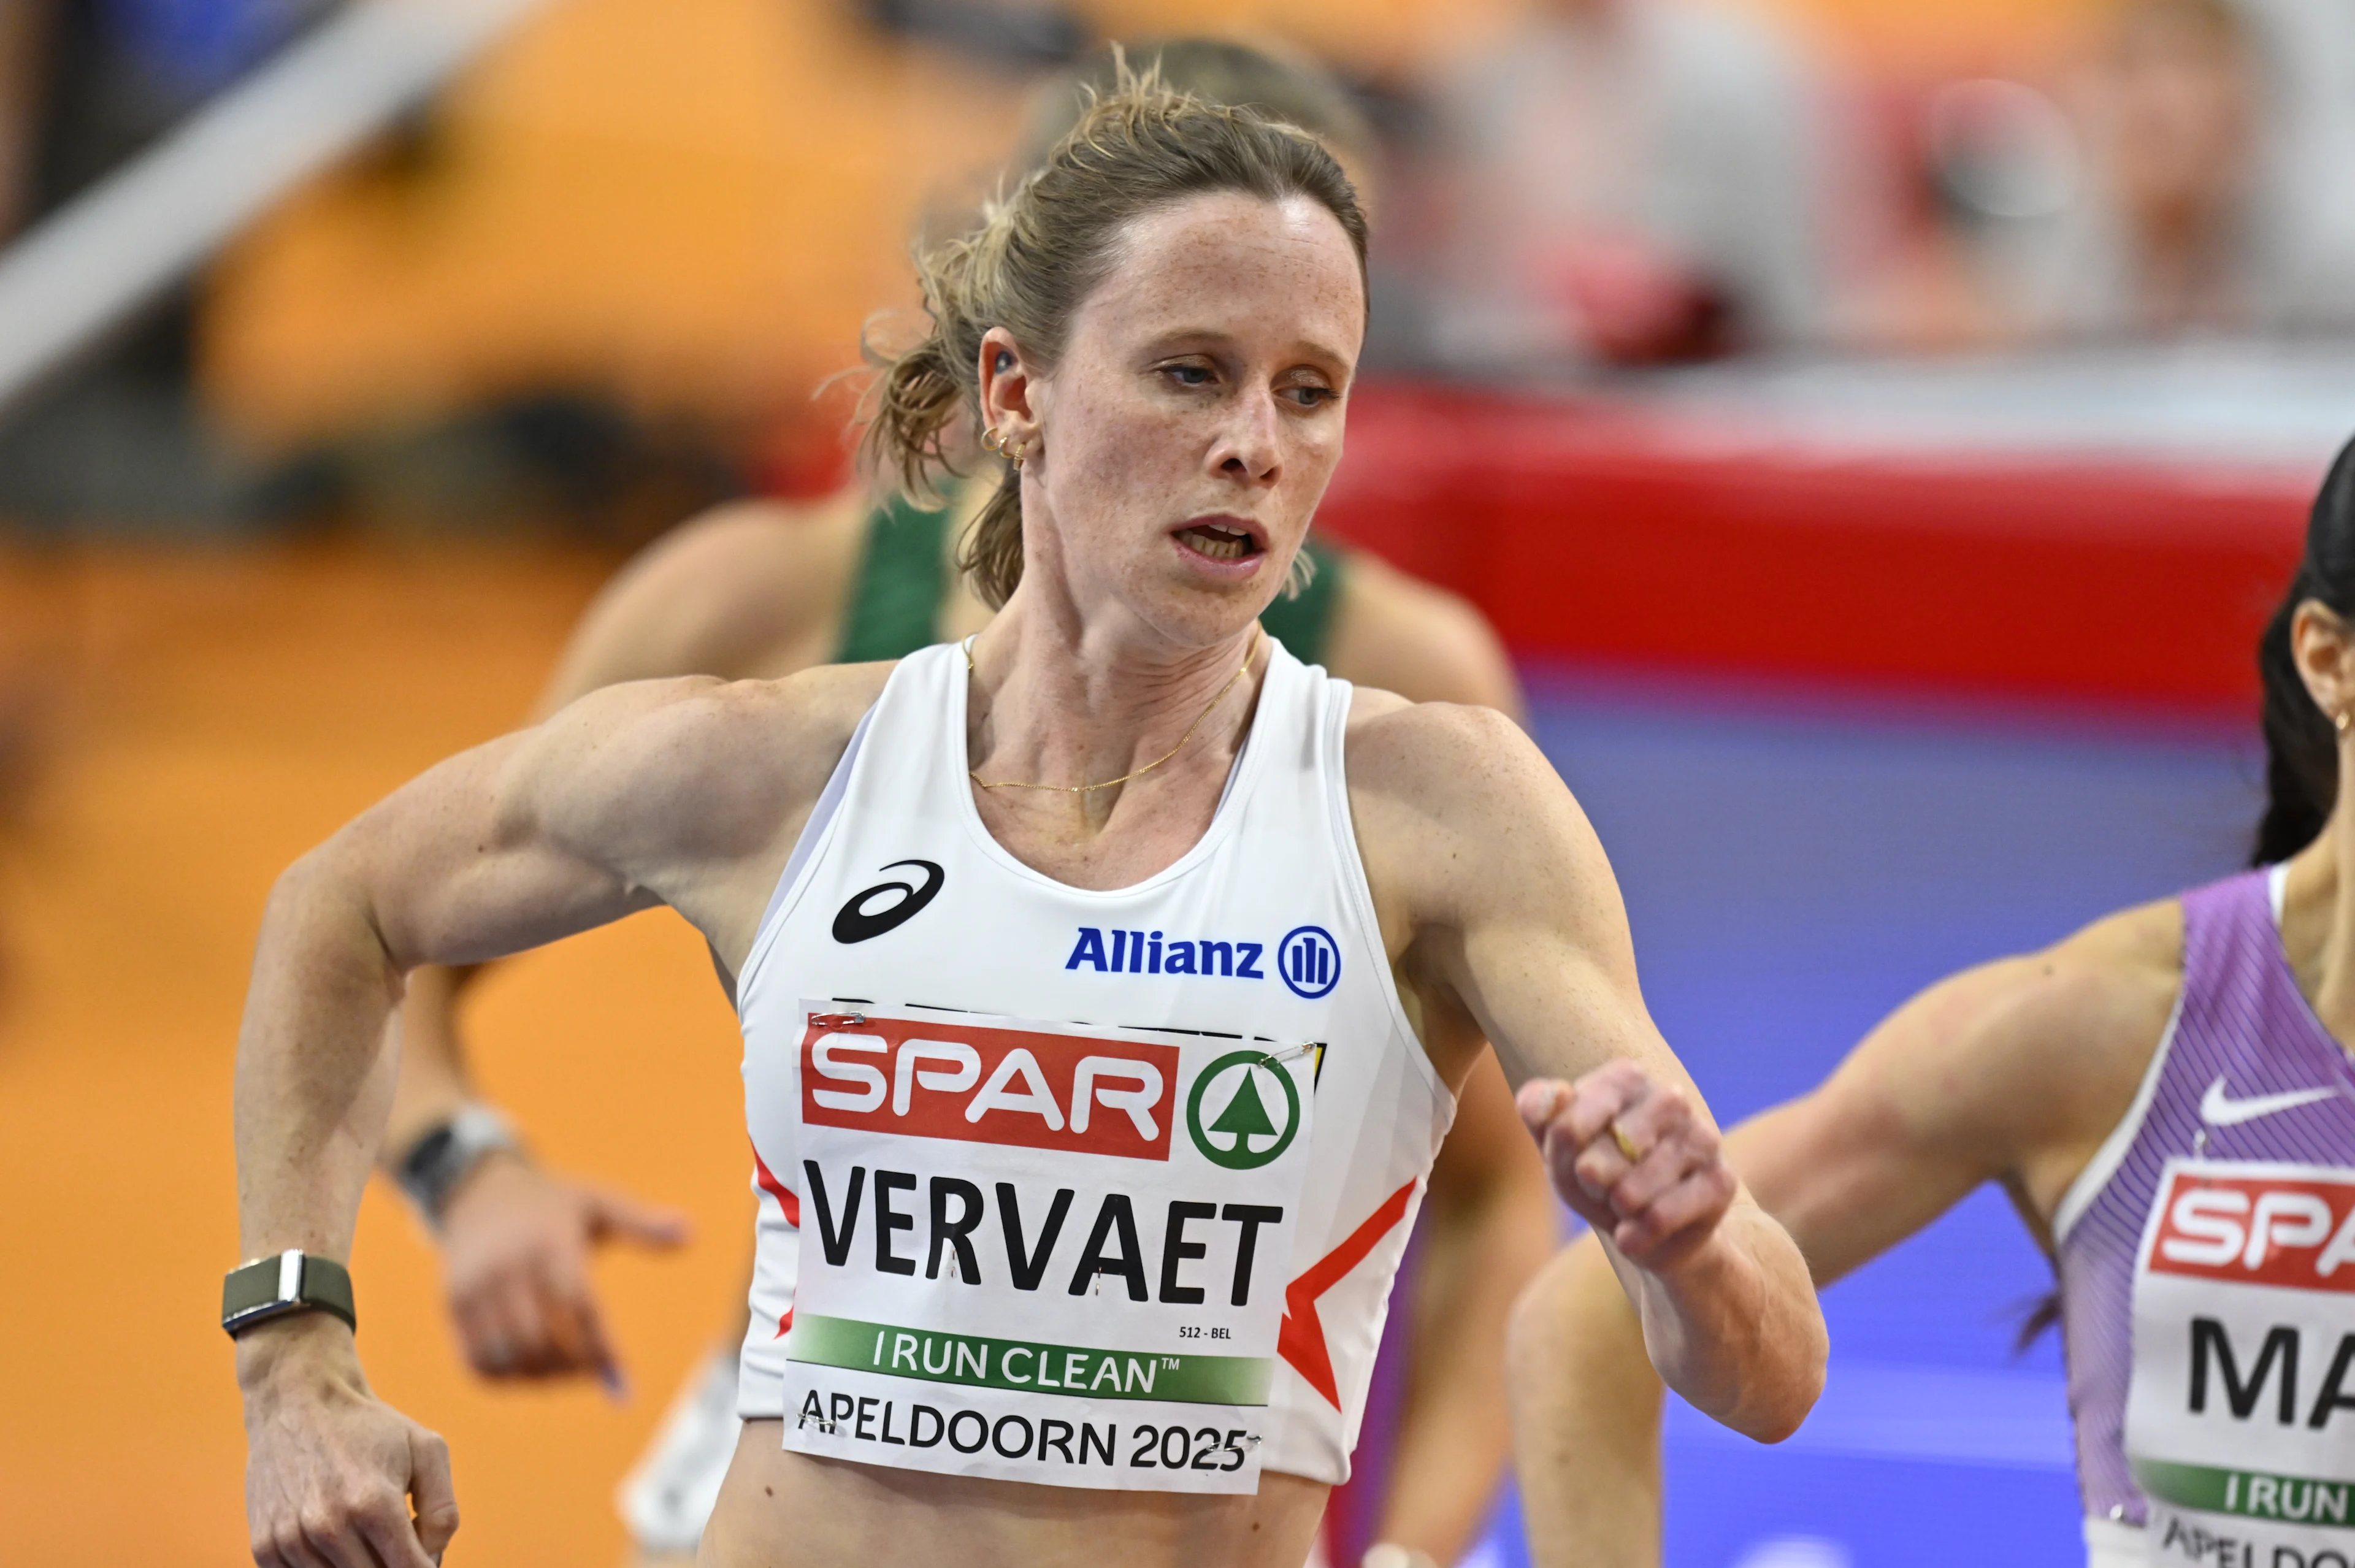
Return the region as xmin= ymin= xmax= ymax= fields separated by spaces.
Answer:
xmin=393 ymin=1103 xmax=523 ymax=1226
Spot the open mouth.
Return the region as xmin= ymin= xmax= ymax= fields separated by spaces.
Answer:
xmin=1174 ymin=519 xmax=1262 ymax=563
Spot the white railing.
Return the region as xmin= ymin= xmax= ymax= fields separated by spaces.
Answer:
xmin=0 ymin=0 xmax=557 ymax=421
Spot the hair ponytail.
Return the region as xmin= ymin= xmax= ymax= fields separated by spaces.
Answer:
xmin=864 ymin=330 xmax=968 ymax=508
xmin=859 ymin=222 xmax=997 ymax=510
xmin=2252 ymin=437 xmax=2355 ymax=864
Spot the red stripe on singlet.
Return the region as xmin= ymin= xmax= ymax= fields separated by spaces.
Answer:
xmin=1278 ymin=1180 xmax=1417 ymax=1410
xmin=751 ymin=1147 xmax=801 ymax=1228
xmin=750 ymin=1145 xmax=799 ymax=1337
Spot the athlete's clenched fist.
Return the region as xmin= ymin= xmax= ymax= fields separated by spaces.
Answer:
xmin=240 ymin=1317 xmax=458 ymax=1568
xmin=1516 ymin=1060 xmax=1737 ymax=1268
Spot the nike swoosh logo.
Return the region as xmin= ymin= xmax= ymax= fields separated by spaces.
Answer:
xmin=2199 ymin=1075 xmax=2340 ymax=1126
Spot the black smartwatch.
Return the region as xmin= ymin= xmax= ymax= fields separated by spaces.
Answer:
xmin=221 ymin=1250 xmax=356 ymax=1337
xmin=394 ymin=1103 xmax=523 ymax=1226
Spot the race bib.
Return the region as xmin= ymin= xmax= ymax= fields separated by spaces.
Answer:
xmin=778 ymin=1003 xmax=1317 ymax=1493
xmin=2124 ymin=1161 xmax=2355 ymax=1566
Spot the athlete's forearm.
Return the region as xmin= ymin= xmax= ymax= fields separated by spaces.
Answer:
xmin=1508 ymin=1237 xmax=1664 ymax=1568
xmin=1620 ymin=1198 xmax=1821 ymax=1442
xmin=235 ymin=851 xmax=408 ymax=1267
xmin=1374 ymin=1163 xmax=1557 ymax=1559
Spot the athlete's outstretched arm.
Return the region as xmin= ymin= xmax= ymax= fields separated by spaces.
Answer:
xmin=1506 ymin=909 xmax=2179 ymax=1567
xmin=1324 ymin=553 xmax=1545 ymax=1560
xmin=380 ymin=495 xmax=865 ymax=1383
xmin=1352 ymin=699 xmax=1826 ymax=1444
xmin=234 ymin=674 xmax=856 ymax=1567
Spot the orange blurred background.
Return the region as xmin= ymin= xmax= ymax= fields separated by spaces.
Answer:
xmin=0 ymin=543 xmax=755 ymax=1564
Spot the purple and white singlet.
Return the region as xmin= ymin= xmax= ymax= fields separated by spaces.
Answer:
xmin=2053 ymin=868 xmax=2355 ymax=1566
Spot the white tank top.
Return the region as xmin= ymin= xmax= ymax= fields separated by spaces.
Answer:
xmin=732 ymin=640 xmax=1453 ymax=1491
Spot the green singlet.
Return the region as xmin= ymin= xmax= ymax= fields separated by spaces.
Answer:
xmin=833 ymin=491 xmax=1348 ymax=665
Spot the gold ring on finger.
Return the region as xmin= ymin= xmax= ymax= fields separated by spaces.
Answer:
xmin=1610 ymin=1120 xmax=1642 ymax=1163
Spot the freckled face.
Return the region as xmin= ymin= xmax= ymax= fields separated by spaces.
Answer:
xmin=1016 ymin=191 xmax=1366 ymax=646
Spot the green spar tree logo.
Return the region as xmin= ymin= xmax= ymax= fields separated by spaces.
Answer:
xmin=1185 ymin=1052 xmax=1301 ymax=1169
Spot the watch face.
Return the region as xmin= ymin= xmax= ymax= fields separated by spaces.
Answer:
xmin=398 ymin=1107 xmax=518 ymax=1221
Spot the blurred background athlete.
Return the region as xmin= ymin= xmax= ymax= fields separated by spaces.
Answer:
xmin=1509 ymin=439 xmax=2355 ymax=1568
xmin=373 ymin=39 xmax=1557 ymax=1568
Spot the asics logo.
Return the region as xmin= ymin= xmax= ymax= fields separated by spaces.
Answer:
xmin=833 ymin=860 xmax=945 ymax=944
xmin=2198 ymin=1075 xmax=2340 ymax=1128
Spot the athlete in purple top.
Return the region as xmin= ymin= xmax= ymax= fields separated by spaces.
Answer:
xmin=1512 ymin=436 xmax=2355 ymax=1568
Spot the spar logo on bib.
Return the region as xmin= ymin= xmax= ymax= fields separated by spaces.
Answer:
xmin=1185 ymin=1052 xmax=1302 ymax=1170
xmin=804 ymin=1014 xmax=1180 ymax=1161
xmin=2150 ymin=1169 xmax=2355 ymax=1293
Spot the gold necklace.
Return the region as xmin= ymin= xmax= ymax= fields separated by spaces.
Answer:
xmin=964 ymin=629 xmax=1262 ymax=795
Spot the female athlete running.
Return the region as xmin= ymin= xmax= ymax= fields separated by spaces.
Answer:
xmin=1513 ymin=442 xmax=2355 ymax=1567
xmin=229 ymin=72 xmax=1822 ymax=1568
xmin=375 ymin=42 xmax=1553 ymax=1568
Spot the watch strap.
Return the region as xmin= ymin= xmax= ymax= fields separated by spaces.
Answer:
xmin=221 ymin=1250 xmax=356 ymax=1337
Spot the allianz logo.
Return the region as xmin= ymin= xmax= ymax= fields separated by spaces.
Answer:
xmin=1065 ymin=928 xmax=1265 ymax=979
xmin=1062 ymin=925 xmax=1342 ymax=1001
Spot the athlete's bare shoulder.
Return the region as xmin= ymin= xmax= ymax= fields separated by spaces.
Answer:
xmin=1782 ymin=893 xmax=2185 ymax=1237
xmin=2005 ymin=895 xmax=2184 ymax=1109
xmin=1821 ymin=892 xmax=2180 ymax=1108
xmin=710 ymin=656 xmax=894 ymax=799
xmin=500 ymin=659 xmax=892 ymax=966
xmin=1970 ymin=900 xmax=2190 ymax=1222
xmin=535 ymin=489 xmax=870 ymax=711
xmin=1719 ymin=894 xmax=2187 ymax=1278
xmin=1341 ymin=683 xmax=1527 ymax=769
xmin=1340 ymin=687 xmax=1617 ymax=954
xmin=527 ymin=659 xmax=888 ymax=841
xmin=736 ymin=657 xmax=896 ymax=760
xmin=1341 ymin=686 xmax=1555 ymax=840
xmin=1994 ymin=897 xmax=2186 ymax=1068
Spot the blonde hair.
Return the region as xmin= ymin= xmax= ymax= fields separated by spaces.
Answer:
xmin=1017 ymin=38 xmax=1377 ymax=173
xmin=860 ymin=61 xmax=1369 ymax=610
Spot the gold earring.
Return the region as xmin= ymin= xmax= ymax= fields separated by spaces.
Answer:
xmin=2337 ymin=709 xmax=2351 ymax=738
xmin=981 ymin=426 xmax=1005 ymax=456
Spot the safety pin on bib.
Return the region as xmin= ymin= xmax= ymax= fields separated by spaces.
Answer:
xmin=1256 ymin=1041 xmax=1326 ymax=1087
xmin=808 ymin=1011 xmax=868 ymax=1032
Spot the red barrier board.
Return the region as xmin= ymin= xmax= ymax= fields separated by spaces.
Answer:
xmin=1319 ymin=384 xmax=2316 ymax=716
